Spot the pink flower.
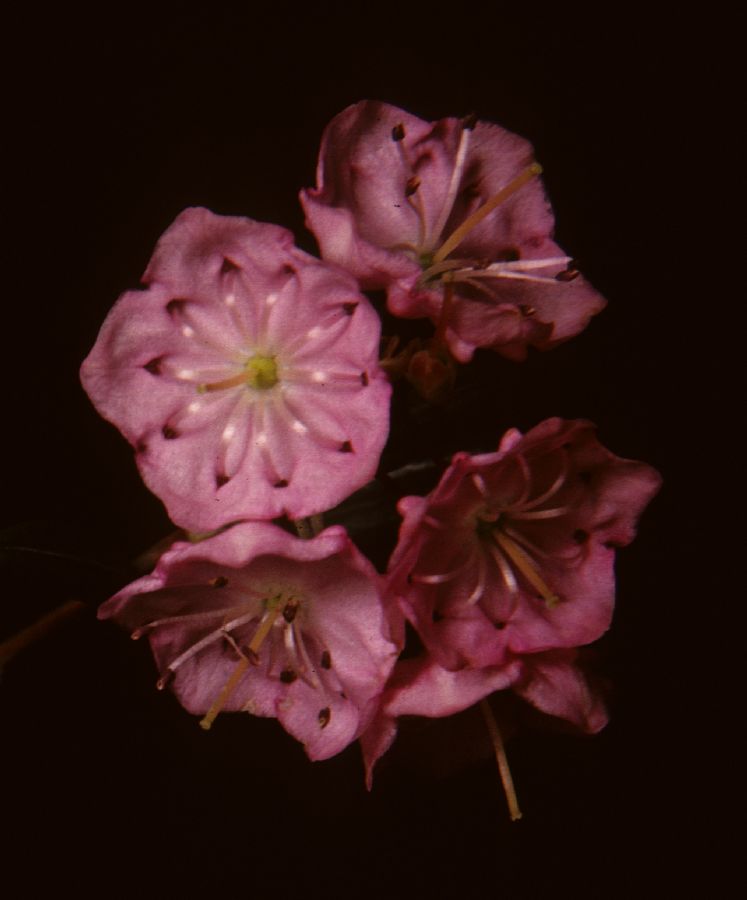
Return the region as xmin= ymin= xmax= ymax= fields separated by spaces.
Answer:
xmin=99 ymin=522 xmax=400 ymax=761
xmin=360 ymin=648 xmax=604 ymax=788
xmin=388 ymin=418 xmax=662 ymax=671
xmin=81 ymin=207 xmax=391 ymax=531
xmin=301 ymin=101 xmax=606 ymax=362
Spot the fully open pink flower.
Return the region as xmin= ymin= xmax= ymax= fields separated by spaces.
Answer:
xmin=301 ymin=101 xmax=606 ymax=362
xmin=99 ymin=522 xmax=400 ymax=761
xmin=81 ymin=207 xmax=391 ymax=531
xmin=360 ymin=648 xmax=605 ymax=787
xmin=388 ymin=419 xmax=661 ymax=671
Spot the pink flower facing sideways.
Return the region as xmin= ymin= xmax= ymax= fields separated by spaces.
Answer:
xmin=81 ymin=208 xmax=391 ymax=532
xmin=388 ymin=418 xmax=662 ymax=672
xmin=99 ymin=522 xmax=400 ymax=760
xmin=301 ymin=101 xmax=606 ymax=362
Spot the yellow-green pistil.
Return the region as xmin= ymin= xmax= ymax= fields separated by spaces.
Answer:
xmin=197 ymin=354 xmax=279 ymax=394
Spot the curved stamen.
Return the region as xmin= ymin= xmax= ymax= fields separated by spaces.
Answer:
xmin=471 ymin=472 xmax=489 ymax=497
xmin=132 ymin=604 xmax=248 ymax=638
xmin=484 ymin=256 xmax=571 ymax=273
xmin=465 ymin=550 xmax=488 ymax=605
xmin=451 ymin=269 xmax=566 ymax=286
xmin=516 ymin=452 xmax=569 ymax=512
xmin=199 ymin=603 xmax=282 ymax=730
xmin=492 ymin=530 xmax=560 ymax=608
xmin=510 ymin=506 xmax=569 ymax=521
xmin=411 ymin=548 xmax=476 ymax=585
xmin=486 ymin=541 xmax=518 ymax=595
xmin=433 ymin=162 xmax=543 ymax=263
xmin=429 ymin=124 xmax=472 ymax=249
xmin=159 ymin=609 xmax=259 ymax=683
xmin=197 ymin=371 xmax=248 ymax=393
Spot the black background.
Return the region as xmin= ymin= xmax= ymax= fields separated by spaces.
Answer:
xmin=2 ymin=5 xmax=723 ymax=897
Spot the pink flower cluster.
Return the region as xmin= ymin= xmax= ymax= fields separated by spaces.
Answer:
xmin=82 ymin=101 xmax=660 ymax=787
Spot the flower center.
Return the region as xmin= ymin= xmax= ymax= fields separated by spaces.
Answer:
xmin=244 ymin=354 xmax=279 ymax=390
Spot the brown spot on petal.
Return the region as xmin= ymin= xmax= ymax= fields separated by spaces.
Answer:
xmin=136 ymin=441 xmax=148 ymax=455
xmin=274 ymin=478 xmax=289 ymax=488
xmin=220 ymin=257 xmax=239 ymax=274
xmin=339 ymin=440 xmax=354 ymax=453
xmin=405 ymin=175 xmax=420 ymax=196
xmin=556 ymin=261 xmax=580 ymax=282
xmin=162 ymin=425 xmax=179 ymax=440
xmin=320 ymin=650 xmax=332 ymax=670
xmin=391 ymin=123 xmax=405 ymax=142
xmin=494 ymin=620 xmax=506 ymax=630
xmin=282 ymin=264 xmax=296 ymax=276
xmin=215 ymin=474 xmax=230 ymax=488
xmin=342 ymin=301 xmax=358 ymax=315
xmin=283 ymin=601 xmax=298 ymax=623
xmin=496 ymin=247 xmax=521 ymax=262
xmin=318 ymin=707 xmax=331 ymax=729
xmin=166 ymin=299 xmax=187 ymax=316
xmin=360 ymin=371 xmax=369 ymax=386
xmin=573 ymin=529 xmax=590 ymax=544
xmin=156 ymin=671 xmax=174 ymax=690
xmin=210 ymin=576 xmax=229 ymax=588
xmin=280 ymin=669 xmax=297 ymax=684
xmin=143 ymin=357 xmax=163 ymax=375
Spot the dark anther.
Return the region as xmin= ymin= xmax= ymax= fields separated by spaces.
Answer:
xmin=156 ymin=671 xmax=174 ymax=691
xmin=143 ymin=357 xmax=163 ymax=375
xmin=578 ymin=471 xmax=592 ymax=484
xmin=280 ymin=669 xmax=297 ymax=684
xmin=166 ymin=299 xmax=186 ymax=316
xmin=283 ymin=601 xmax=298 ymax=623
xmin=342 ymin=301 xmax=358 ymax=315
xmin=215 ymin=474 xmax=230 ymax=488
xmin=220 ymin=257 xmax=239 ymax=274
xmin=318 ymin=707 xmax=331 ymax=729
xmin=462 ymin=111 xmax=478 ymax=130
xmin=321 ymin=650 xmax=332 ymax=670
xmin=405 ymin=175 xmax=421 ymax=197
xmin=391 ymin=123 xmax=406 ymax=142
xmin=339 ymin=440 xmax=353 ymax=453
xmin=573 ymin=529 xmax=590 ymax=544
xmin=210 ymin=576 xmax=229 ymax=588
xmin=432 ymin=610 xmax=444 ymax=623
xmin=556 ymin=261 xmax=580 ymax=282
xmin=135 ymin=441 xmax=148 ymax=455
xmin=282 ymin=264 xmax=296 ymax=275
xmin=274 ymin=478 xmax=289 ymax=488
xmin=494 ymin=620 xmax=506 ymax=630
xmin=519 ymin=305 xmax=536 ymax=317
xmin=360 ymin=371 xmax=369 ymax=386
xmin=162 ymin=425 xmax=179 ymax=440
